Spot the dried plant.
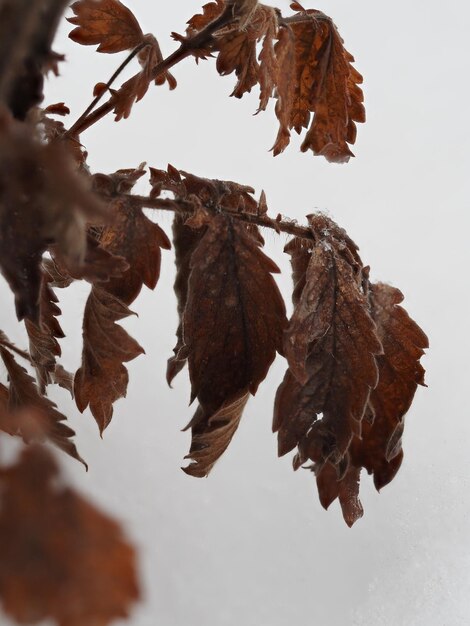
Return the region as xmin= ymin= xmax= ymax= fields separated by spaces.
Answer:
xmin=0 ymin=0 xmax=428 ymax=623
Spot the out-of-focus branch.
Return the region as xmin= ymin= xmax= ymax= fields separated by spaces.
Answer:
xmin=0 ymin=0 xmax=69 ymax=119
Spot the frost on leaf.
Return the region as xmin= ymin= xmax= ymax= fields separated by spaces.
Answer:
xmin=74 ymin=287 xmax=144 ymax=434
xmin=0 ymin=347 xmax=85 ymax=466
xmin=316 ymin=462 xmax=363 ymax=527
xmin=0 ymin=446 xmax=140 ymax=626
xmin=182 ymin=213 xmax=287 ymax=476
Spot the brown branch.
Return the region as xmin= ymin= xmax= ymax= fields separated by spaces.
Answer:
xmin=126 ymin=194 xmax=314 ymax=241
xmin=66 ymin=42 xmax=148 ymax=136
xmin=65 ymin=46 xmax=188 ymax=137
xmin=65 ymin=5 xmax=236 ymax=137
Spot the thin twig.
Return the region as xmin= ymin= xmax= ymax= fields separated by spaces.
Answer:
xmin=64 ymin=5 xmax=236 ymax=137
xmin=126 ymin=194 xmax=314 ymax=241
xmin=66 ymin=42 xmax=147 ymax=137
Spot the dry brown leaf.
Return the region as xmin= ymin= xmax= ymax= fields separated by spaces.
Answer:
xmin=44 ymin=102 xmax=70 ymax=116
xmin=166 ymin=216 xmax=207 ymax=386
xmin=0 ymin=446 xmax=140 ymax=626
xmin=271 ymin=24 xmax=296 ymax=154
xmin=112 ymin=35 xmax=176 ymax=121
xmin=150 ymin=167 xmax=269 ymax=393
xmin=183 ymin=393 xmax=250 ymax=477
xmin=185 ymin=4 xmax=364 ymax=162
xmin=51 ymin=231 xmax=129 ymax=285
xmin=68 ymin=0 xmax=144 ymax=53
xmin=349 ymin=283 xmax=429 ymax=491
xmin=315 ymin=284 xmax=427 ymax=524
xmin=96 ymin=198 xmax=171 ymax=305
xmin=74 ymin=287 xmax=144 ymax=434
xmin=316 ymin=462 xmax=363 ymax=527
xmin=187 ymin=4 xmax=278 ymax=100
xmin=272 ymin=10 xmax=365 ymax=162
xmin=24 ymin=269 xmax=75 ymax=398
xmin=186 ymin=0 xmax=226 ymax=36
xmin=25 ymin=271 xmax=65 ymax=394
xmin=0 ymin=347 xmax=85 ymax=466
xmin=276 ymin=258 xmax=427 ymax=524
xmin=274 ymin=215 xmax=382 ymax=470
xmin=182 ymin=213 xmax=286 ymax=475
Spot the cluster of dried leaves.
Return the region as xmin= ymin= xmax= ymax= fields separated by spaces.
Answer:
xmin=67 ymin=0 xmax=364 ymax=162
xmin=0 ymin=0 xmax=427 ymax=624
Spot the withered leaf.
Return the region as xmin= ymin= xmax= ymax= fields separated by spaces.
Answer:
xmin=186 ymin=0 xmax=226 ymax=33
xmin=300 ymin=20 xmax=364 ymax=161
xmin=0 ymin=347 xmax=85 ymax=466
xmin=315 ymin=283 xmax=427 ymax=524
xmin=112 ymin=35 xmax=177 ymax=121
xmin=68 ymin=0 xmax=144 ymax=53
xmin=0 ymin=446 xmax=140 ymax=626
xmin=96 ymin=197 xmax=171 ymax=306
xmin=187 ymin=3 xmax=278 ymax=100
xmin=167 ymin=215 xmax=207 ymax=386
xmin=276 ymin=251 xmax=427 ymax=525
xmin=74 ymin=286 xmax=144 ymax=434
xmin=182 ymin=214 xmax=287 ymax=475
xmin=271 ymin=24 xmax=296 ymax=154
xmin=185 ymin=4 xmax=364 ymax=162
xmin=349 ymin=283 xmax=428 ymax=491
xmin=51 ymin=232 xmax=129 ymax=285
xmin=316 ymin=462 xmax=363 ymax=527
xmin=183 ymin=393 xmax=249 ymax=477
xmin=44 ymin=102 xmax=70 ymax=116
xmin=272 ymin=10 xmax=365 ymax=161
xmin=25 ymin=271 xmax=65 ymax=394
xmin=53 ymin=365 xmax=75 ymax=398
xmin=153 ymin=167 xmax=270 ymax=389
xmin=274 ymin=215 xmax=382 ymax=470
xmin=150 ymin=166 xmax=258 ymax=216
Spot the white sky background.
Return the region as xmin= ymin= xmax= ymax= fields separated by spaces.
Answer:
xmin=1 ymin=1 xmax=470 ymax=625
